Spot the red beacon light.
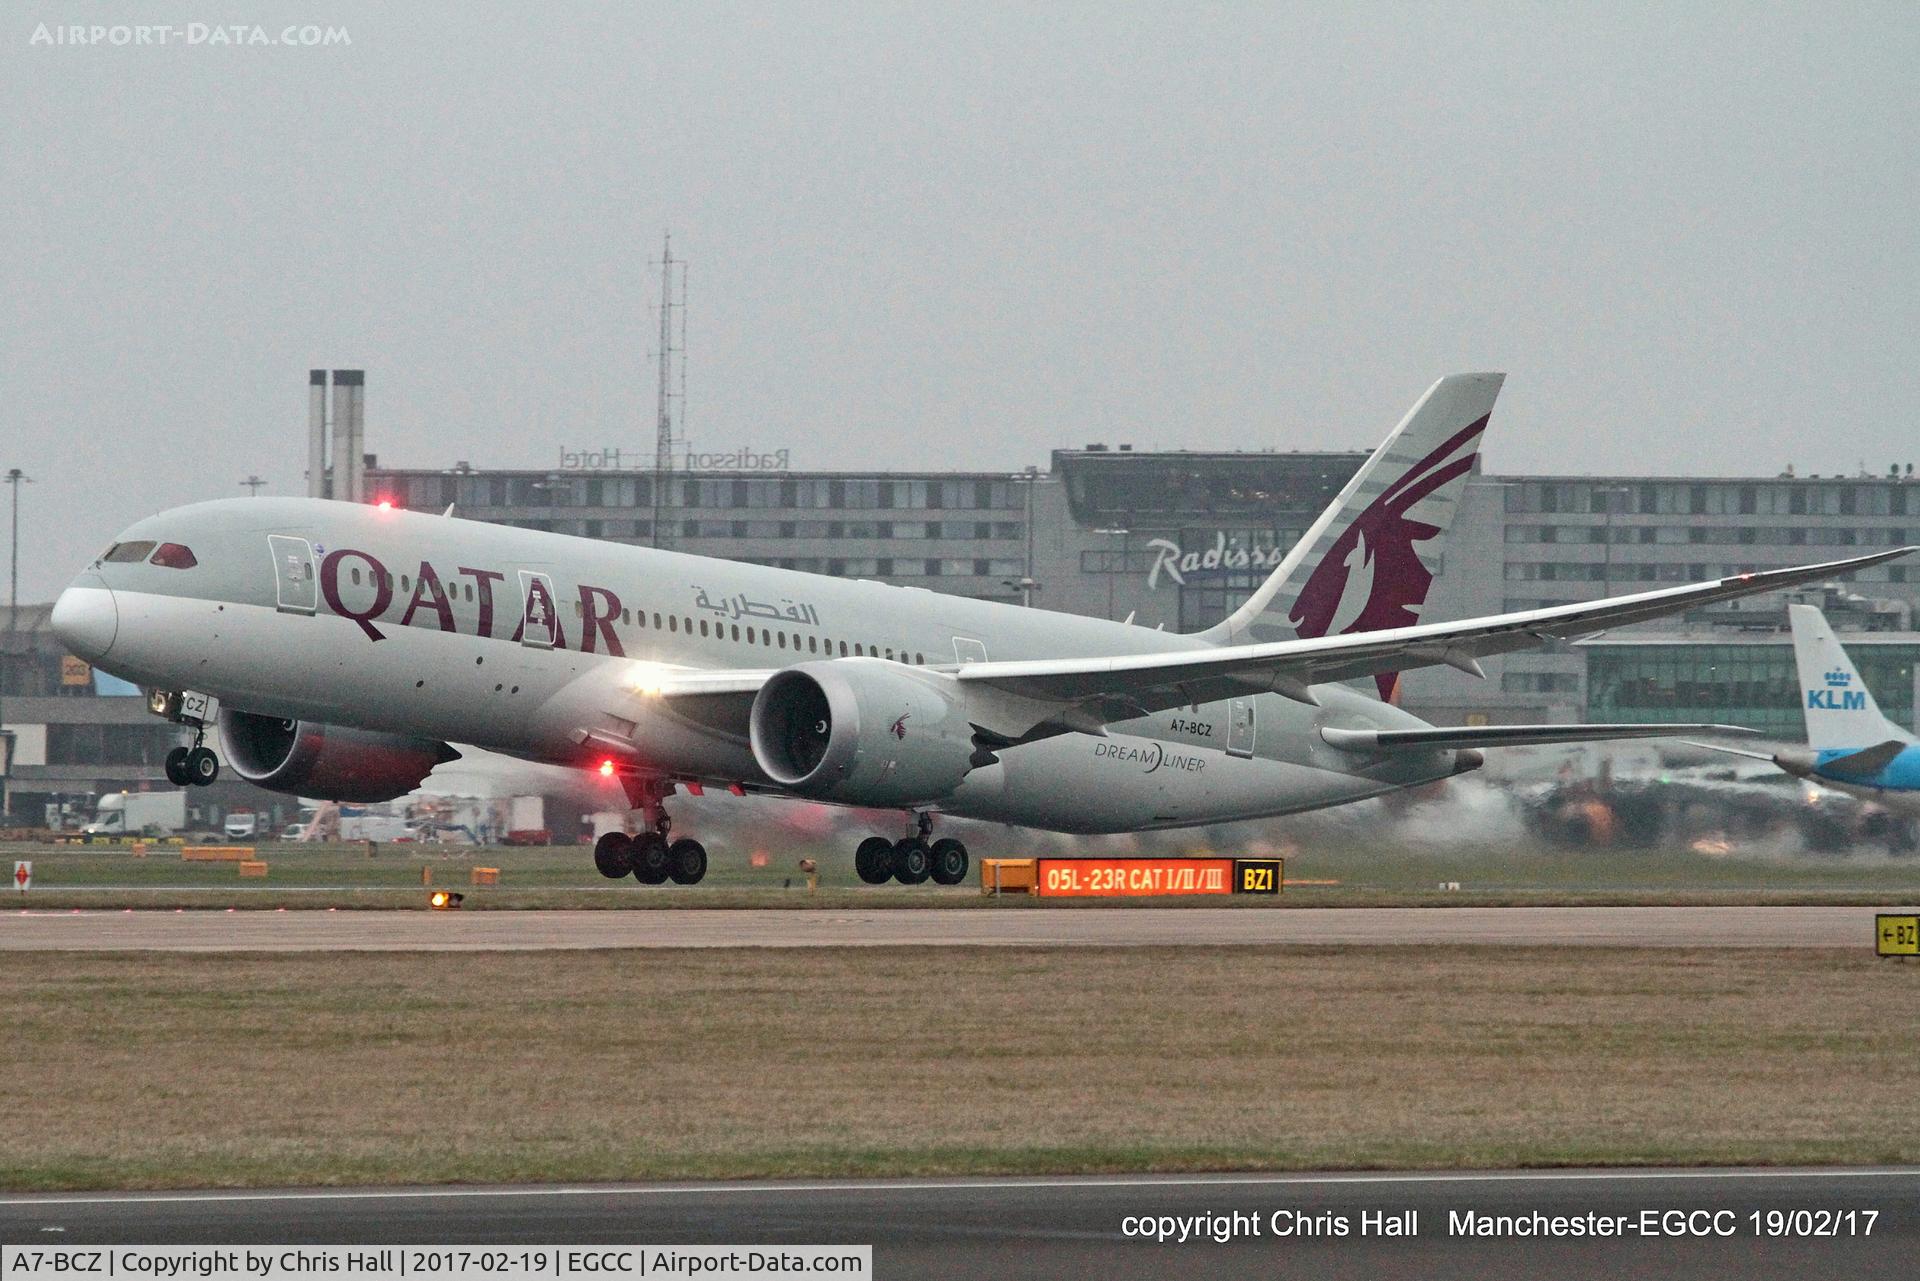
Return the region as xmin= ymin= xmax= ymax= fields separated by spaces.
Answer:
xmin=598 ymin=758 xmax=617 ymax=779
xmin=375 ymin=498 xmax=396 ymax=511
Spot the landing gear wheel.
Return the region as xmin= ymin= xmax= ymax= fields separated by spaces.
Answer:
xmin=893 ymin=837 xmax=932 ymax=885
xmin=668 ymin=838 xmax=708 ymax=885
xmin=164 ymin=747 xmax=192 ymax=787
xmin=929 ymin=837 xmax=969 ymax=886
xmin=593 ymin=831 xmax=635 ymax=879
xmin=631 ymin=833 xmax=671 ymax=884
xmin=186 ymin=746 xmax=220 ymax=786
xmin=854 ymin=836 xmax=896 ymax=885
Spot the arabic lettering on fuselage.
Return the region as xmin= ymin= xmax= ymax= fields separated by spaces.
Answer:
xmin=691 ymin=586 xmax=820 ymax=626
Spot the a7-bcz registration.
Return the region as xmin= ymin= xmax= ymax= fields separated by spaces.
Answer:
xmin=0 ymin=1248 xmax=869 ymax=1280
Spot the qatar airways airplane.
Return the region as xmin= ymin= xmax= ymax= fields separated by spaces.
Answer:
xmin=50 ymin=373 xmax=1912 ymax=887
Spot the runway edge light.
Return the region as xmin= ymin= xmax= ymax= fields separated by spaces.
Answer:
xmin=429 ymin=890 xmax=464 ymax=910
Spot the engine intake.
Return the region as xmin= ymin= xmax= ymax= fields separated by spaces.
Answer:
xmin=749 ymin=660 xmax=976 ymax=805
xmin=218 ymin=709 xmax=458 ymax=802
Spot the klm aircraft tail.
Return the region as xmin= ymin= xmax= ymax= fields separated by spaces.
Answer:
xmin=1789 ymin=603 xmax=1916 ymax=750
xmin=1200 ymin=372 xmax=1503 ymax=699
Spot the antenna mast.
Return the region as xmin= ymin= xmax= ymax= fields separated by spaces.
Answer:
xmin=651 ymin=232 xmax=686 ymax=548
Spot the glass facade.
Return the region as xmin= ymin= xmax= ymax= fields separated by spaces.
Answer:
xmin=1586 ymin=643 xmax=1920 ymax=739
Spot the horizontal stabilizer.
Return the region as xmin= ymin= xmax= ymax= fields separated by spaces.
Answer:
xmin=1321 ymin=722 xmax=1759 ymax=753
xmin=1818 ymin=738 xmax=1909 ymax=777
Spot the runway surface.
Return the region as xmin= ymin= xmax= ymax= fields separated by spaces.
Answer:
xmin=0 ymin=904 xmax=1910 ymax=951
xmin=3 ymin=1168 xmax=1913 ymax=1279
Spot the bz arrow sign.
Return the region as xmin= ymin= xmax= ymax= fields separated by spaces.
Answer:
xmin=13 ymin=861 xmax=29 ymax=893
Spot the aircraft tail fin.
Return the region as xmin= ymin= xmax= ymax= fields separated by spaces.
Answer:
xmin=1788 ymin=603 xmax=1916 ymax=750
xmin=1198 ymin=372 xmax=1503 ymax=699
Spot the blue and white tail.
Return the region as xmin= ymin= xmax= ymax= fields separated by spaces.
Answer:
xmin=1789 ymin=603 xmax=1915 ymax=749
xmin=1200 ymin=372 xmax=1503 ymax=698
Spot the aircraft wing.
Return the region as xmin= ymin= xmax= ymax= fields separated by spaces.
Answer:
xmin=956 ymin=548 xmax=1917 ymax=731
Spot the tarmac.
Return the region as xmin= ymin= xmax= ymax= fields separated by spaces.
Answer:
xmin=1 ymin=904 xmax=1910 ymax=950
xmin=3 ymin=1168 xmax=1914 ymax=1279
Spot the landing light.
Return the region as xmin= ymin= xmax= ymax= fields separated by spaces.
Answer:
xmin=429 ymin=890 xmax=463 ymax=910
xmin=625 ymin=662 xmax=673 ymax=697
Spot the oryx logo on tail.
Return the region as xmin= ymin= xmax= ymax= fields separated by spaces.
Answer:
xmin=1289 ymin=415 xmax=1488 ymax=697
xmin=1198 ymin=373 xmax=1503 ymax=699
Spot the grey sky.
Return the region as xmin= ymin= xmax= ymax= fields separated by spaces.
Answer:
xmin=4 ymin=3 xmax=1915 ymax=601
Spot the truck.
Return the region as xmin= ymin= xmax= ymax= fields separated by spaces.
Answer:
xmin=83 ymin=791 xmax=188 ymax=837
xmin=503 ymin=794 xmax=550 ymax=845
xmin=336 ymin=812 xmax=416 ymax=843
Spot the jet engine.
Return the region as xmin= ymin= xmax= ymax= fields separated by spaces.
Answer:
xmin=748 ymin=659 xmax=977 ymax=805
xmin=217 ymin=708 xmax=459 ymax=802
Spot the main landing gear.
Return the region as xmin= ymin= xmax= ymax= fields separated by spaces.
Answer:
xmin=854 ymin=813 xmax=968 ymax=887
xmin=164 ymin=729 xmax=220 ymax=788
xmin=592 ymin=777 xmax=707 ymax=887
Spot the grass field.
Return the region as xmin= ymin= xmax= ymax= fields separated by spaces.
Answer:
xmin=6 ymin=838 xmax=1920 ymax=909
xmin=3 ymin=944 xmax=1917 ymax=1191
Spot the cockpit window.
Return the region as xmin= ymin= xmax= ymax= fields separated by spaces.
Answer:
xmin=104 ymin=541 xmax=156 ymax=563
xmin=149 ymin=543 xmax=198 ymax=569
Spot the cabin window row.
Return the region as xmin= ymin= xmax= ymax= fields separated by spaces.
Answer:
xmin=577 ymin=599 xmax=926 ymax=664
xmin=336 ymin=564 xmax=926 ymax=663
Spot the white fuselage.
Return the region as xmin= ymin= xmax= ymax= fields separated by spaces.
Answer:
xmin=59 ymin=498 xmax=1466 ymax=833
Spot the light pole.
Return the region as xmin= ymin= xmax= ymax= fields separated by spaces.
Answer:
xmin=2 ymin=468 xmax=27 ymax=822
xmin=1014 ymin=466 xmax=1039 ymax=608
xmin=1094 ymin=527 xmax=1130 ymax=619
xmin=4 ymin=469 xmax=29 ymax=619
xmin=1595 ymin=485 xmax=1630 ymax=591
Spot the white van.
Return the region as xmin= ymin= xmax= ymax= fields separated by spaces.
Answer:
xmin=223 ymin=812 xmax=259 ymax=839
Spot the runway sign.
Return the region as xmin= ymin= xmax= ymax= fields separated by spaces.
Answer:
xmin=1038 ymin=858 xmax=1233 ymax=897
xmin=1036 ymin=860 xmax=1290 ymax=902
xmin=12 ymin=861 xmax=28 ymax=893
xmin=1876 ymin=914 xmax=1919 ymax=956
xmin=1035 ymin=858 xmax=1283 ymax=897
xmin=1235 ymin=858 xmax=1282 ymax=894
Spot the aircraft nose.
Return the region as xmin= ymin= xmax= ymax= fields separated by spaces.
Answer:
xmin=51 ymin=574 xmax=118 ymax=660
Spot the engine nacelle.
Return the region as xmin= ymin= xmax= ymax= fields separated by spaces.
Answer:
xmin=218 ymin=709 xmax=458 ymax=802
xmin=749 ymin=659 xmax=977 ymax=805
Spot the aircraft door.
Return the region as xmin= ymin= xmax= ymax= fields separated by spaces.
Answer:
xmin=953 ymin=637 xmax=988 ymax=664
xmin=268 ymin=535 xmax=317 ymax=615
xmin=1226 ymin=697 xmax=1256 ymax=758
xmin=517 ymin=569 xmax=561 ymax=649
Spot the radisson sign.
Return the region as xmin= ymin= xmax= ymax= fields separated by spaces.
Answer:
xmin=558 ymin=445 xmax=793 ymax=472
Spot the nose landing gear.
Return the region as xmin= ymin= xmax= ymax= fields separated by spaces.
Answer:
xmin=165 ymin=733 xmax=220 ymax=788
